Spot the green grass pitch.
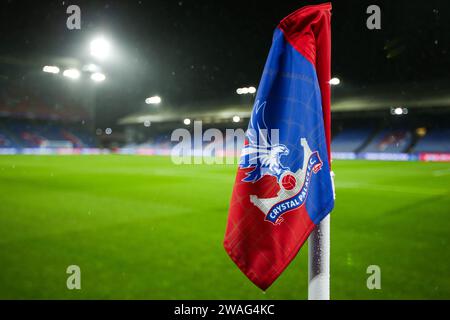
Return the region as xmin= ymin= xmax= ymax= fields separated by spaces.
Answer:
xmin=0 ymin=155 xmax=449 ymax=299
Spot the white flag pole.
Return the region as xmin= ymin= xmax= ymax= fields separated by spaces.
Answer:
xmin=308 ymin=171 xmax=335 ymax=300
xmin=308 ymin=215 xmax=330 ymax=300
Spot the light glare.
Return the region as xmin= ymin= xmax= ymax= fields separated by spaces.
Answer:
xmin=90 ymin=37 xmax=111 ymax=59
xmin=82 ymin=64 xmax=100 ymax=72
xmin=91 ymin=72 xmax=106 ymax=82
xmin=394 ymin=107 xmax=403 ymax=115
xmin=145 ymin=96 xmax=162 ymax=105
xmin=329 ymin=77 xmax=340 ymax=85
xmin=236 ymin=86 xmax=257 ymax=95
xmin=42 ymin=66 xmax=60 ymax=74
xmin=63 ymin=68 xmax=80 ymax=79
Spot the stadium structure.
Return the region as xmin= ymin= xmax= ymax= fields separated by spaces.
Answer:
xmin=1 ymin=73 xmax=448 ymax=162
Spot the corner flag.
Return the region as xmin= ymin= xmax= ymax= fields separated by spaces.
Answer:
xmin=224 ymin=3 xmax=333 ymax=290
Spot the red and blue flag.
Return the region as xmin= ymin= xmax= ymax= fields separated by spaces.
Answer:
xmin=224 ymin=3 xmax=334 ymax=290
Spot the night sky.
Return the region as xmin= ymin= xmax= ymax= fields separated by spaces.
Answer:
xmin=0 ymin=0 xmax=449 ymax=125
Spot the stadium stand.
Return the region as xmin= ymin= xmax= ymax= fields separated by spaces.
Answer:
xmin=359 ymin=129 xmax=413 ymax=153
xmin=0 ymin=78 xmax=449 ymax=159
xmin=413 ymin=128 xmax=450 ymax=153
xmin=0 ymin=85 xmax=89 ymax=121
xmin=0 ymin=132 xmax=15 ymax=148
xmin=0 ymin=120 xmax=94 ymax=148
xmin=331 ymin=128 xmax=372 ymax=152
xmin=0 ymin=81 xmax=95 ymax=150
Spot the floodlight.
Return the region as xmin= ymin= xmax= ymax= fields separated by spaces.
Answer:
xmin=329 ymin=77 xmax=340 ymax=85
xmin=63 ymin=68 xmax=80 ymax=79
xmin=42 ymin=66 xmax=60 ymax=74
xmin=90 ymin=37 xmax=111 ymax=60
xmin=145 ymin=96 xmax=162 ymax=105
xmin=91 ymin=72 xmax=106 ymax=82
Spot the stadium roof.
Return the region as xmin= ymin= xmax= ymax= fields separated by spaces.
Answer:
xmin=118 ymin=81 xmax=450 ymax=125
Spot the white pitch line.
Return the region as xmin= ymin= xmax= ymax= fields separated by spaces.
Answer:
xmin=433 ymin=168 xmax=450 ymax=176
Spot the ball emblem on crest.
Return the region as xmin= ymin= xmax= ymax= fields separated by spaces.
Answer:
xmin=281 ymin=174 xmax=296 ymax=190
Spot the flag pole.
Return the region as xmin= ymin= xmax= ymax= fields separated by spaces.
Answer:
xmin=308 ymin=171 xmax=334 ymax=300
xmin=308 ymin=214 xmax=330 ymax=300
xmin=308 ymin=1 xmax=333 ymax=298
